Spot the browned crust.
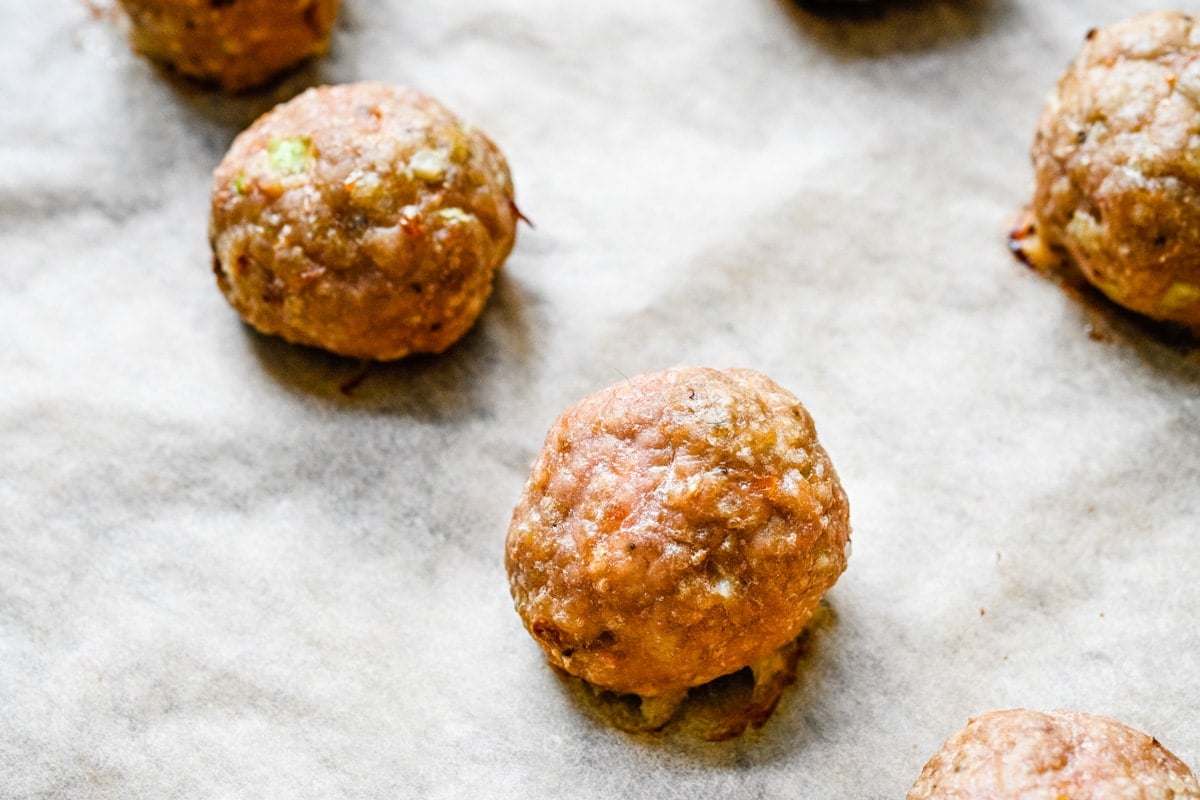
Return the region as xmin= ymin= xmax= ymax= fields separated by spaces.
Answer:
xmin=565 ymin=625 xmax=818 ymax=741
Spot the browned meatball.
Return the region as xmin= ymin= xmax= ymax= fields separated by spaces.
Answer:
xmin=118 ymin=0 xmax=340 ymax=92
xmin=505 ymin=367 xmax=851 ymax=699
xmin=210 ymin=83 xmax=518 ymax=361
xmin=1022 ymin=11 xmax=1200 ymax=332
xmin=908 ymin=709 xmax=1200 ymax=800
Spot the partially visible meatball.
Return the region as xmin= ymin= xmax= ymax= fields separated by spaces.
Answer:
xmin=1019 ymin=11 xmax=1200 ymax=332
xmin=909 ymin=709 xmax=1200 ymax=799
xmin=795 ymin=0 xmax=883 ymax=8
xmin=210 ymin=83 xmax=518 ymax=360
xmin=118 ymin=0 xmax=340 ymax=92
xmin=505 ymin=367 xmax=851 ymax=700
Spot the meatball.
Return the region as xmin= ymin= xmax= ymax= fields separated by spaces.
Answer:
xmin=118 ymin=0 xmax=340 ymax=92
xmin=210 ymin=83 xmax=518 ymax=361
xmin=505 ymin=367 xmax=851 ymax=700
xmin=908 ymin=709 xmax=1200 ymax=799
xmin=1019 ymin=11 xmax=1200 ymax=332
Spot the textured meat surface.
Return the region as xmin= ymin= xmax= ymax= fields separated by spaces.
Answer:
xmin=908 ymin=709 xmax=1200 ymax=800
xmin=506 ymin=367 xmax=851 ymax=697
xmin=210 ymin=82 xmax=517 ymax=360
xmin=1030 ymin=11 xmax=1200 ymax=331
xmin=118 ymin=0 xmax=341 ymax=92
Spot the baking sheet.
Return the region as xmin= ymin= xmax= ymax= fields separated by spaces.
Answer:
xmin=3 ymin=1 xmax=1199 ymax=797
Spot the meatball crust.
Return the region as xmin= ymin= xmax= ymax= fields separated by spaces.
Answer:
xmin=908 ymin=709 xmax=1200 ymax=800
xmin=118 ymin=0 xmax=340 ymax=92
xmin=210 ymin=83 xmax=517 ymax=360
xmin=1031 ymin=11 xmax=1200 ymax=331
xmin=505 ymin=367 xmax=851 ymax=698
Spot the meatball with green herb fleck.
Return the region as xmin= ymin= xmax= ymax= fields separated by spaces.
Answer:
xmin=210 ymin=83 xmax=519 ymax=360
xmin=1014 ymin=12 xmax=1200 ymax=332
xmin=118 ymin=0 xmax=340 ymax=92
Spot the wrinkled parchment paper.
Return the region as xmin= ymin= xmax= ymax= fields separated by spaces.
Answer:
xmin=3 ymin=1 xmax=1199 ymax=797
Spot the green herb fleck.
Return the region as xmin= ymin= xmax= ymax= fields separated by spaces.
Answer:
xmin=267 ymin=135 xmax=314 ymax=175
xmin=1161 ymin=282 xmax=1200 ymax=311
xmin=233 ymin=171 xmax=249 ymax=195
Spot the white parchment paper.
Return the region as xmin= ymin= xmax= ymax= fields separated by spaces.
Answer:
xmin=2 ymin=1 xmax=1199 ymax=797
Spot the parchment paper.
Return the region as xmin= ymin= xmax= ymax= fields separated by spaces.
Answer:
xmin=3 ymin=1 xmax=1199 ymax=797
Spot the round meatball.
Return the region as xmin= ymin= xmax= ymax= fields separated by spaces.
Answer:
xmin=118 ymin=0 xmax=340 ymax=92
xmin=210 ymin=83 xmax=518 ymax=360
xmin=505 ymin=367 xmax=851 ymax=698
xmin=909 ymin=709 xmax=1200 ymax=799
xmin=1028 ymin=11 xmax=1200 ymax=331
